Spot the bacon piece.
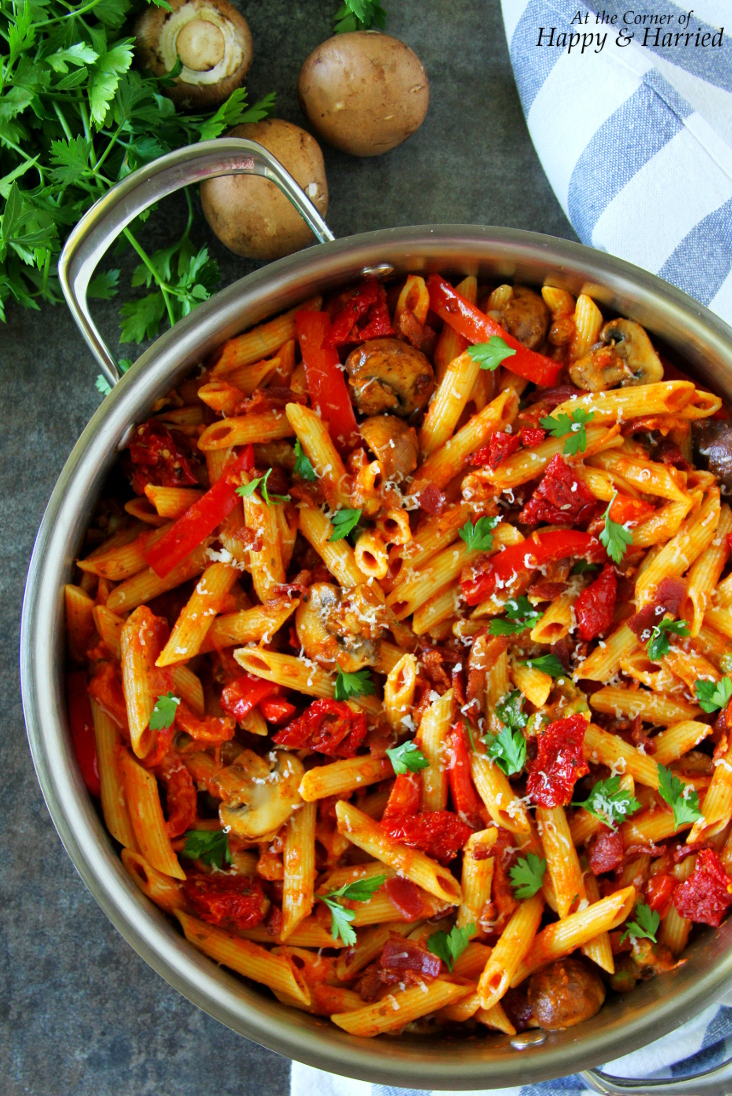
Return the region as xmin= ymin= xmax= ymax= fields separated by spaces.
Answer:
xmin=627 ymin=577 xmax=687 ymax=642
xmin=518 ymin=455 xmax=598 ymax=527
xmin=379 ymin=934 xmax=442 ymax=980
xmin=384 ymin=877 xmax=427 ymax=920
xmin=528 ymin=580 xmax=567 ymax=602
xmin=574 ymin=564 xmax=617 ymax=642
xmin=382 ymin=810 xmax=472 ymax=865
xmin=526 ymin=714 xmax=590 ymax=808
xmin=183 ymin=873 xmax=269 ymax=929
xmin=418 ymin=482 xmax=446 ymax=515
xmin=672 ymin=849 xmax=732 ymax=927
xmin=587 ymin=827 xmax=624 ymax=875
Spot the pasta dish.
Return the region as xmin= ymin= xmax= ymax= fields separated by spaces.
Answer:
xmin=64 ymin=271 xmax=732 ymax=1037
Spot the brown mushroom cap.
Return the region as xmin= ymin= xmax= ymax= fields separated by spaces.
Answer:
xmin=200 ymin=119 xmax=328 ymax=261
xmin=502 ymin=286 xmax=550 ymax=351
xmin=297 ymin=31 xmax=429 ymax=157
xmin=345 ymin=338 xmax=434 ymax=417
xmin=360 ymin=414 xmax=419 ymax=480
xmin=134 ymin=0 xmax=252 ymax=110
xmin=527 ymin=957 xmax=606 ymax=1030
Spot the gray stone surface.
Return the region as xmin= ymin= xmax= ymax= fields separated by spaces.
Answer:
xmin=0 ymin=2 xmax=575 ymax=1093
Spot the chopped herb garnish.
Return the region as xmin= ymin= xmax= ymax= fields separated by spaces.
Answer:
xmin=599 ymin=491 xmax=633 ymax=564
xmin=571 ymin=560 xmax=600 ymax=576
xmin=494 ymin=689 xmax=528 ymax=731
xmin=620 ymin=901 xmax=660 ymax=944
xmin=334 ymin=667 xmax=375 ymax=701
xmin=572 ymin=776 xmax=640 ymax=830
xmin=293 ymin=440 xmax=317 ymax=481
xmin=646 ymin=618 xmax=690 ymax=662
xmin=386 ymin=740 xmax=429 ymax=775
xmin=466 ymin=336 xmax=517 ymax=372
xmin=149 ymin=692 xmax=180 ymax=731
xmin=459 ymin=515 xmax=500 ymax=553
xmin=236 ymin=467 xmax=290 ymax=506
xmin=427 ymin=923 xmax=474 ymax=972
xmin=317 ymin=875 xmax=387 ymax=945
xmin=695 ymin=676 xmax=732 ymax=714
xmin=510 ymin=853 xmax=546 ymax=900
xmin=333 ymin=0 xmax=387 ymax=34
xmin=520 ymin=654 xmax=565 ymax=678
xmin=539 ymin=408 xmax=594 ymax=457
xmin=488 ymin=595 xmax=543 ymax=636
xmin=328 ymin=507 xmax=363 ymax=543
xmin=484 ymin=725 xmax=527 ymax=777
xmin=182 ymin=830 xmax=232 ymax=869
xmin=657 ymin=763 xmax=702 ymax=829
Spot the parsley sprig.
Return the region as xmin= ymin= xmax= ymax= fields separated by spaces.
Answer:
xmin=317 ymin=875 xmax=386 ymax=945
xmin=0 ymin=0 xmax=274 ymax=365
xmin=599 ymin=491 xmax=633 ymax=564
xmin=459 ymin=515 xmax=500 ymax=552
xmin=488 ymin=595 xmax=543 ymax=636
xmin=182 ymin=830 xmax=232 ymax=870
xmin=495 ymin=689 xmax=528 ymax=731
xmin=386 ymin=740 xmax=429 ymax=775
xmin=657 ymin=763 xmax=702 ymax=829
xmin=236 ymin=468 xmax=290 ymax=506
xmin=427 ymin=923 xmax=474 ymax=971
xmin=149 ymin=692 xmax=180 ymax=730
xmin=520 ymin=654 xmax=565 ymax=678
xmin=293 ymin=440 xmax=317 ymax=482
xmin=466 ymin=336 xmax=517 ymax=371
xmin=328 ymin=508 xmax=363 ymax=543
xmin=510 ymin=853 xmax=546 ymax=899
xmin=484 ymin=725 xmax=527 ymax=776
xmin=333 ymin=0 xmax=387 ymax=33
xmin=695 ymin=676 xmax=732 ymax=713
xmin=620 ymin=901 xmax=660 ymax=945
xmin=572 ymin=776 xmax=640 ymax=830
xmin=539 ymin=408 xmax=594 ymax=456
xmin=334 ymin=667 xmax=375 ymax=701
xmin=646 ymin=617 xmax=690 ymax=662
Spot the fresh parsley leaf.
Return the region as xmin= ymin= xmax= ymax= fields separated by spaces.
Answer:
xmin=695 ymin=676 xmax=732 ymax=714
xmin=571 ymin=560 xmax=599 ymax=575
xmin=572 ymin=776 xmax=641 ymax=830
xmin=119 ymin=291 xmax=166 ymax=344
xmin=328 ymin=507 xmax=363 ymax=542
xmin=510 ymin=853 xmax=546 ymax=900
xmin=459 ymin=515 xmax=500 ymax=552
xmin=520 ymin=654 xmax=565 ymax=678
xmin=484 ymin=724 xmax=527 ymax=776
xmin=334 ymin=668 xmax=375 ymax=701
xmin=386 ymin=740 xmax=429 ymax=775
xmin=466 ymin=336 xmax=517 ymax=372
xmin=599 ymin=491 xmax=634 ymax=564
xmin=426 ymin=923 xmax=474 ymax=972
xmin=539 ymin=408 xmax=594 ymax=457
xmin=317 ymin=874 xmax=387 ymax=945
xmin=88 ymin=269 xmax=120 ymax=301
xmin=236 ymin=467 xmax=290 ymax=506
xmin=494 ymin=689 xmax=528 ymax=731
xmin=197 ymin=89 xmax=276 ymax=142
xmin=488 ymin=595 xmax=543 ymax=636
xmin=620 ymin=901 xmax=660 ymax=945
xmin=149 ymin=692 xmax=180 ymax=731
xmin=657 ymin=763 xmax=702 ymax=829
xmin=333 ymin=0 xmax=387 ymax=33
xmin=293 ymin=440 xmax=317 ymax=482
xmin=646 ymin=617 xmax=690 ymax=662
xmin=182 ymin=829 xmax=232 ymax=869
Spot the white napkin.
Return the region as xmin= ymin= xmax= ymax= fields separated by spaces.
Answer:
xmin=501 ymin=0 xmax=732 ymax=327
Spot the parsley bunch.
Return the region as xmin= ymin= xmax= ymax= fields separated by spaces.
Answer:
xmin=0 ymin=0 xmax=273 ymax=368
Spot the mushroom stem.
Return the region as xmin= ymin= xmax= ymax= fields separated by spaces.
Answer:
xmin=176 ymin=18 xmax=225 ymax=70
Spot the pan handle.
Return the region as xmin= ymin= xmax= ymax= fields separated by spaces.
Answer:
xmin=581 ymin=1051 xmax=732 ymax=1096
xmin=57 ymin=138 xmax=335 ymax=389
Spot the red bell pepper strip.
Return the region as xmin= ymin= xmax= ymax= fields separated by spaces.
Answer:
xmin=68 ymin=672 xmax=101 ymax=797
xmin=645 ymin=872 xmax=676 ymax=918
xmin=144 ymin=445 xmax=254 ymax=579
xmin=295 ymin=310 xmax=360 ymax=452
xmin=461 ymin=529 xmax=606 ymax=605
xmin=382 ymin=772 xmax=421 ymax=821
xmin=448 ymin=722 xmax=483 ymax=829
xmin=259 ymin=697 xmax=297 ymax=725
xmin=220 ymin=674 xmax=278 ymax=721
xmin=427 ymin=273 xmax=563 ymax=387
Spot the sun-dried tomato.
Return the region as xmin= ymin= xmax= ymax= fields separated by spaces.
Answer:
xmin=645 ymin=873 xmax=677 ymax=918
xmin=471 ymin=443 xmax=492 ymax=467
xmin=379 ymin=934 xmax=442 ymax=980
xmin=486 ymin=431 xmax=521 ymax=469
xmin=155 ymin=754 xmax=197 ymax=837
xmin=383 ymin=877 xmax=426 ymax=920
xmin=128 ymin=421 xmax=198 ymax=495
xmin=527 ymin=714 xmax=590 ymax=808
xmin=574 ymin=563 xmax=617 ymax=641
xmin=672 ymin=849 xmax=732 ymax=927
xmin=518 ymin=455 xmax=598 ymax=527
xmin=220 ymin=674 xmax=279 ymax=721
xmin=519 ymin=427 xmax=547 ymax=447
xmin=587 ymin=826 xmax=624 ymax=875
xmin=259 ymin=697 xmax=297 ymax=725
xmin=324 ymin=280 xmax=394 ymax=346
xmin=183 ymin=873 xmax=269 ymax=929
xmin=383 ymin=772 xmax=421 ymax=821
xmin=382 ymin=810 xmax=472 ymax=865
xmin=273 ymin=698 xmax=367 ymax=758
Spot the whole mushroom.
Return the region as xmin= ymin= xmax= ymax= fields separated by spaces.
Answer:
xmin=134 ymin=0 xmax=252 ymax=110
xmin=298 ymin=31 xmax=429 ymax=157
xmin=200 ymin=118 xmax=329 ymax=260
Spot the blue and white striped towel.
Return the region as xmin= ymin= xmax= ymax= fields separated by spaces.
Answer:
xmin=291 ymin=8 xmax=732 ymax=1093
xmin=504 ymin=0 xmax=732 ymax=327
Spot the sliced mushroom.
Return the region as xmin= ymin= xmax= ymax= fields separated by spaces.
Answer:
xmin=570 ymin=318 xmax=664 ymax=392
xmin=216 ymin=749 xmax=304 ymax=840
xmin=295 ymin=581 xmax=388 ymax=671
xmin=134 ymin=0 xmax=252 ymax=110
xmin=692 ymin=419 xmax=732 ymax=492
xmin=501 ymin=285 xmax=550 ymax=351
xmin=345 ymin=338 xmax=434 ymax=417
xmin=360 ymin=414 xmax=419 ymax=481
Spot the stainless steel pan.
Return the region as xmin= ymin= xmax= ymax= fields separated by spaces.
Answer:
xmin=20 ymin=138 xmax=732 ymax=1093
